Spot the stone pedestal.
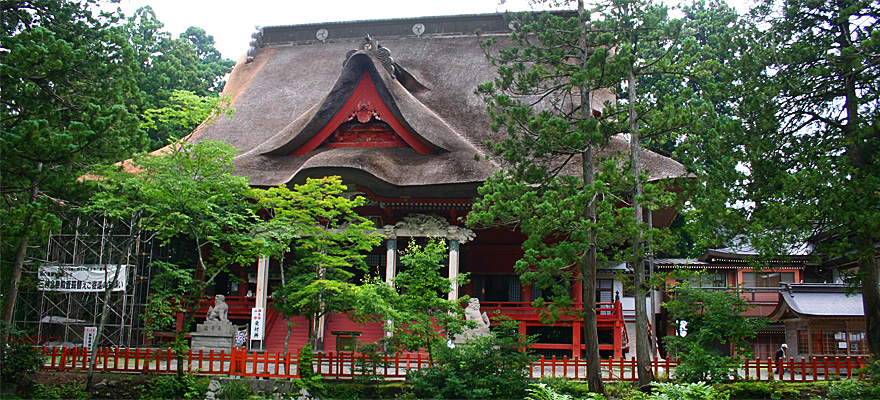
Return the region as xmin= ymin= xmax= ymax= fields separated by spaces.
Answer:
xmin=191 ymin=321 xmax=236 ymax=352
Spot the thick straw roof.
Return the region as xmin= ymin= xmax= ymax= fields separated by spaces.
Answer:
xmin=185 ymin=14 xmax=688 ymax=198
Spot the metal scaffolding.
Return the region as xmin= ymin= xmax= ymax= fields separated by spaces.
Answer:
xmin=14 ymin=213 xmax=156 ymax=348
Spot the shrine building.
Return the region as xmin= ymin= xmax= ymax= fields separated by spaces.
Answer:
xmin=180 ymin=13 xmax=688 ymax=358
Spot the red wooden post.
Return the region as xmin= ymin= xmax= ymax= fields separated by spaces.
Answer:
xmin=68 ymin=347 xmax=76 ymax=370
xmin=800 ymin=357 xmax=806 ymax=381
xmin=834 ymin=356 xmax=841 ymax=377
xmin=143 ymin=349 xmax=151 ymax=372
xmin=251 ymin=350 xmax=258 ymax=375
xmin=743 ymin=358 xmax=750 ymax=379
xmin=810 ymin=357 xmax=819 ymax=381
xmin=613 ymin=322 xmax=622 ymax=359
xmin=61 ymin=347 xmax=69 ymax=370
xmin=538 ymin=356 xmax=545 ymax=377
xmin=822 ymin=357 xmax=828 ymax=379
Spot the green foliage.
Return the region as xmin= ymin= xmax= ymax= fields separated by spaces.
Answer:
xmin=259 ymin=177 xmax=382 ymax=349
xmin=662 ymin=272 xmax=765 ymax=382
xmin=28 ymin=382 xmax=88 ymax=400
xmin=141 ymin=90 xmax=233 ymax=133
xmin=859 ymin=360 xmax=880 ymax=383
xmin=0 ymin=342 xmax=43 ymax=381
xmin=647 ymin=381 xmax=729 ymax=400
xmin=826 ymin=379 xmax=880 ymax=400
xmin=715 ymin=380 xmax=803 ymax=400
xmin=684 ymin=0 xmax=880 ymax=356
xmin=539 ymin=377 xmax=611 ymax=399
xmin=298 ymin=343 xmax=316 ymax=380
xmin=149 ymin=374 xmax=209 ymax=399
xmin=0 ymin=323 xmax=42 ymax=381
xmin=407 ymin=320 xmax=536 ymax=399
xmin=376 ymin=239 xmax=469 ymax=356
xmin=526 ymin=382 xmax=606 ymax=400
xmin=124 ymin=6 xmax=235 ymax=149
xmin=89 ymin=139 xmax=261 ymax=370
xmin=217 ymin=379 xmax=253 ymax=400
xmin=1 ymin=0 xmax=144 ymax=323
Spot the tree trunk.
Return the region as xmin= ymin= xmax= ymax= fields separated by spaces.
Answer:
xmin=86 ymin=218 xmax=135 ymax=391
xmin=858 ymin=239 xmax=880 ymax=359
xmin=576 ymin=1 xmax=606 ymax=394
xmin=581 ymin=146 xmax=605 ymax=395
xmin=629 ymin=66 xmax=654 ymax=385
xmin=1 ymin=163 xmax=41 ymax=343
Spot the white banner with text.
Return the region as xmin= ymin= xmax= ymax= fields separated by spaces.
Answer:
xmin=38 ymin=264 xmax=129 ymax=292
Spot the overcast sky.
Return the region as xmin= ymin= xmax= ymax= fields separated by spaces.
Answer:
xmin=105 ymin=0 xmax=754 ymax=62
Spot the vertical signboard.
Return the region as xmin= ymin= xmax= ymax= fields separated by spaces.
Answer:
xmin=83 ymin=327 xmax=97 ymax=350
xmin=250 ymin=307 xmax=264 ymax=340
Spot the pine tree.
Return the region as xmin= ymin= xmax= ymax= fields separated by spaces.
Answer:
xmin=1 ymin=0 xmax=144 ymax=334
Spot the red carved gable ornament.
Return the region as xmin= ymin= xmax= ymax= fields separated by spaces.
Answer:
xmin=289 ymin=71 xmax=434 ymax=156
xmin=353 ymin=101 xmax=378 ymax=123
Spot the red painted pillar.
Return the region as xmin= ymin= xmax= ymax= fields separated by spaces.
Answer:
xmin=573 ymin=322 xmax=582 ymax=359
xmin=613 ymin=321 xmax=622 ymax=359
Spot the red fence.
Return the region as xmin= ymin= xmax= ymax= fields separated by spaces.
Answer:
xmin=38 ymin=346 xmax=868 ymax=382
xmin=531 ymin=355 xmax=870 ymax=381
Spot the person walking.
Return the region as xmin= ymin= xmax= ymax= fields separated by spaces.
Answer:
xmin=774 ymin=343 xmax=788 ymax=374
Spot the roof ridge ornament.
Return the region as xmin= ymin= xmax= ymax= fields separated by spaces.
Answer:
xmin=344 ymin=34 xmax=396 ymax=78
xmin=246 ymin=27 xmax=263 ymax=64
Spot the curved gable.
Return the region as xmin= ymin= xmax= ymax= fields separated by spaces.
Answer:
xmin=290 ymin=70 xmax=434 ymax=155
xmin=261 ymin=52 xmax=453 ymax=156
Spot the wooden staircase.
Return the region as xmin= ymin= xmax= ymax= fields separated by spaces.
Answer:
xmin=262 ymin=310 xmax=310 ymax=352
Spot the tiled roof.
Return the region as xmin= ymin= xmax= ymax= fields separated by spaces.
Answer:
xmin=770 ymin=284 xmax=864 ymax=320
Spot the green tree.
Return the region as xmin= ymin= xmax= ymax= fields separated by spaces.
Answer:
xmin=1 ymin=0 xmax=144 ymax=337
xmin=408 ymin=319 xmax=536 ymax=400
xmin=470 ymin=5 xmax=638 ymax=393
xmin=596 ymin=0 xmax=717 ymax=384
xmin=662 ymin=272 xmax=765 ymax=382
xmin=688 ymin=0 xmax=880 ymax=357
xmin=124 ymin=6 xmax=235 ymax=148
xmin=380 ymin=239 xmax=469 ymax=361
xmin=259 ymin=177 xmax=382 ymax=352
xmin=90 ymin=139 xmax=260 ymax=376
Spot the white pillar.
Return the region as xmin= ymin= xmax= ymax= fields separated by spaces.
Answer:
xmin=448 ymin=240 xmax=460 ymax=301
xmin=255 ymin=256 xmax=269 ymax=310
xmin=252 ymin=256 xmax=269 ymax=350
xmin=385 ymin=237 xmax=397 ymax=286
xmin=384 ymin=237 xmax=398 ymax=340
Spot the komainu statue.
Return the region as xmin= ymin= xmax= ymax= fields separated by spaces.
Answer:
xmin=206 ymin=295 xmax=229 ymax=322
xmin=454 ymin=298 xmax=491 ymax=343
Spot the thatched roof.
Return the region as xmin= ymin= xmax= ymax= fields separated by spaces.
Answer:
xmin=185 ymin=13 xmax=688 ymax=198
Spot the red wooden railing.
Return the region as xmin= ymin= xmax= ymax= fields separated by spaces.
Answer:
xmin=38 ymin=346 xmax=868 ymax=382
xmin=530 ymin=355 xmax=869 ymax=381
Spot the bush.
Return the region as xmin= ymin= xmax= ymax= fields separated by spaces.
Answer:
xmin=407 ymin=320 xmax=535 ymax=399
xmin=150 ymin=373 xmax=209 ymax=399
xmin=669 ymin=343 xmax=742 ymax=382
xmin=217 ymin=379 xmax=252 ymax=400
xmin=827 ymin=379 xmax=880 ymax=400
xmin=526 ymin=382 xmax=606 ymax=400
xmin=298 ymin=343 xmax=316 ymax=380
xmin=0 ymin=342 xmax=44 ymax=380
xmin=716 ymin=380 xmax=803 ymax=399
xmin=539 ymin=377 xmax=602 ymax=399
xmin=648 ymin=381 xmax=729 ymax=400
xmin=28 ymin=382 xmax=88 ymax=400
